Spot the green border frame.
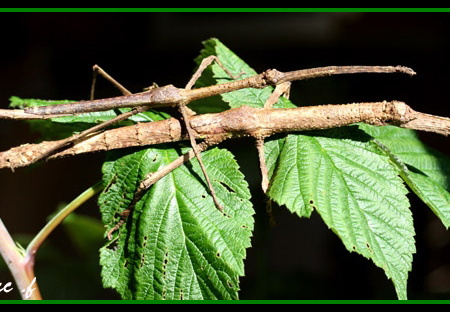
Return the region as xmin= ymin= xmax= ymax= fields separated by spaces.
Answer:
xmin=2 ymin=299 xmax=450 ymax=304
xmin=0 ymin=8 xmax=449 ymax=12
xmin=1 ymin=6 xmax=449 ymax=304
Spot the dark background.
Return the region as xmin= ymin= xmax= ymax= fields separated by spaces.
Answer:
xmin=0 ymin=11 xmax=450 ymax=300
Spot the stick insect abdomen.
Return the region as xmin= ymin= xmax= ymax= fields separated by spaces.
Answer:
xmin=24 ymin=84 xmax=183 ymax=115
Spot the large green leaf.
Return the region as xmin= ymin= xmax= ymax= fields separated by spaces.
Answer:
xmin=265 ymin=129 xmax=415 ymax=299
xmin=99 ymin=146 xmax=254 ymax=299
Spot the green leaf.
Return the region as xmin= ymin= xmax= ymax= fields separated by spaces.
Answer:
xmin=9 ymin=95 xmax=75 ymax=109
xmin=99 ymin=146 xmax=254 ymax=300
xmin=359 ymin=124 xmax=450 ymax=228
xmin=266 ymin=129 xmax=415 ymax=299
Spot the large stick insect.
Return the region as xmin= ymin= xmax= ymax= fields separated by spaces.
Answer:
xmin=22 ymin=56 xmax=415 ymax=238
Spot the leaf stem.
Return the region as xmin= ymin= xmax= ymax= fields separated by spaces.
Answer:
xmin=26 ymin=181 xmax=103 ymax=257
xmin=12 ymin=181 xmax=103 ymax=299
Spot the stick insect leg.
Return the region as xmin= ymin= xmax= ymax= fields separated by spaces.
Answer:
xmin=33 ymin=106 xmax=149 ymax=164
xmin=185 ymin=55 xmax=242 ymax=90
xmin=108 ymin=56 xmax=238 ymax=238
xmin=256 ymin=82 xmax=292 ymax=227
xmin=91 ymin=64 xmax=132 ymax=99
xmin=107 ymin=140 xmax=221 ymax=240
xmin=32 ymin=66 xmax=141 ymax=164
xmin=179 ymin=105 xmax=223 ymax=211
xmin=264 ymin=82 xmax=291 ymax=109
xmin=257 ymin=81 xmax=292 ymax=193
xmin=179 ymin=56 xmax=243 ymax=212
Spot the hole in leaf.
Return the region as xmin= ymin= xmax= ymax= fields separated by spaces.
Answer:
xmin=201 ymin=194 xmax=207 ymax=199
xmin=123 ymin=260 xmax=128 ymax=268
xmin=216 ymin=252 xmax=221 ymax=258
xmin=106 ymin=240 xmax=119 ymax=251
xmin=309 ymin=199 xmax=314 ymax=205
xmin=103 ymin=175 xmax=117 ymax=193
xmin=163 ymin=251 xmax=169 ymax=271
xmin=227 ymin=281 xmax=234 ymax=288
xmin=142 ymin=235 xmax=148 ymax=247
xmin=219 ymin=181 xmax=235 ymax=193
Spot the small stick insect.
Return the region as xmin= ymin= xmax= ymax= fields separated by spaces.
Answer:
xmin=23 ymin=57 xmax=415 ymax=238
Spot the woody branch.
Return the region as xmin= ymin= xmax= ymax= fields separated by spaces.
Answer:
xmin=0 ymin=100 xmax=449 ymax=170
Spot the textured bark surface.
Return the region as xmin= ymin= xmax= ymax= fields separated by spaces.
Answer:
xmin=1 ymin=100 xmax=449 ymax=170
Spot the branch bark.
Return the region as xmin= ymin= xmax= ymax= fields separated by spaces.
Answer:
xmin=1 ymin=100 xmax=449 ymax=170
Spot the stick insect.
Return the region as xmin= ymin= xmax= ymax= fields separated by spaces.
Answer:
xmin=23 ymin=56 xmax=415 ymax=238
